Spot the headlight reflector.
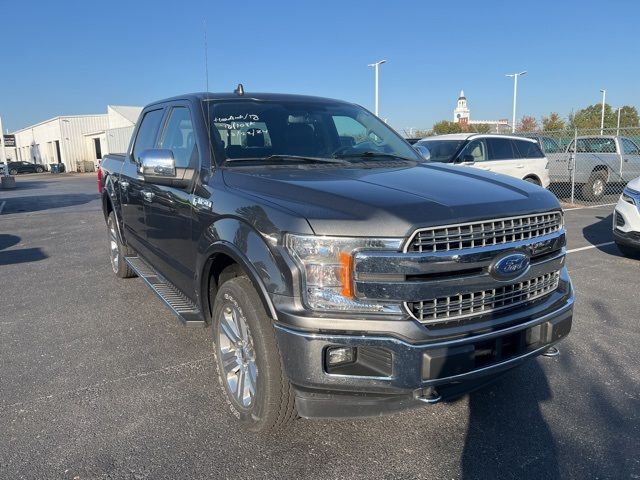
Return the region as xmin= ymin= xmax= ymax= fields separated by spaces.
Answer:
xmin=285 ymin=234 xmax=403 ymax=313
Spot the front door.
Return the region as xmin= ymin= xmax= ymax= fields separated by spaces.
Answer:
xmin=119 ymin=108 xmax=165 ymax=255
xmin=620 ymin=137 xmax=640 ymax=182
xmin=143 ymin=104 xmax=198 ymax=296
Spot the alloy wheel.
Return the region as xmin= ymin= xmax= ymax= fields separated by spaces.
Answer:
xmin=108 ymin=219 xmax=119 ymax=272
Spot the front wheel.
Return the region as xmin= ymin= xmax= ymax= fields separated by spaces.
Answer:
xmin=35 ymin=167 xmax=44 ymax=173
xmin=9 ymin=169 xmax=17 ymax=175
xmin=524 ymin=177 xmax=541 ymax=186
xmin=616 ymin=242 xmax=640 ymax=258
xmin=106 ymin=212 xmax=136 ymax=278
xmin=212 ymin=276 xmax=296 ymax=432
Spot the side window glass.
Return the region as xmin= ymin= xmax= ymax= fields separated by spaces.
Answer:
xmin=622 ymin=138 xmax=639 ymax=155
xmin=487 ymin=138 xmax=515 ymax=160
xmin=159 ymin=107 xmax=197 ymax=168
xmin=514 ymin=140 xmax=544 ymax=158
xmin=462 ymin=140 xmax=487 ymax=162
xmin=132 ymin=109 xmax=164 ymax=162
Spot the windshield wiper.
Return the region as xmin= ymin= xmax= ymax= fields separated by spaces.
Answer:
xmin=225 ymin=155 xmax=348 ymax=165
xmin=333 ymin=151 xmax=416 ymax=162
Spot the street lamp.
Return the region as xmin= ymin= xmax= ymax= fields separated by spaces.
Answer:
xmin=367 ymin=60 xmax=386 ymax=117
xmin=506 ymin=71 xmax=527 ymax=133
xmin=600 ymin=89 xmax=606 ymax=135
xmin=617 ymin=106 xmax=622 ymax=136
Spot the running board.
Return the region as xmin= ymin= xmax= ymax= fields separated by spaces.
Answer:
xmin=125 ymin=256 xmax=205 ymax=327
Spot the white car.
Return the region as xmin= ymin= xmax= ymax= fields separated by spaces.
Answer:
xmin=415 ymin=134 xmax=551 ymax=188
xmin=613 ymin=177 xmax=640 ymax=257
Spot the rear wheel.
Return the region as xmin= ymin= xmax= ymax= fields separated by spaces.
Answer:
xmin=9 ymin=168 xmax=17 ymax=175
xmin=581 ymin=171 xmax=607 ymax=201
xmin=35 ymin=166 xmax=44 ymax=173
xmin=107 ymin=212 xmax=136 ymax=278
xmin=524 ymin=176 xmax=541 ymax=186
xmin=212 ymin=276 xmax=296 ymax=432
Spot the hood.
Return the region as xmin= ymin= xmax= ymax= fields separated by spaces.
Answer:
xmin=222 ymin=162 xmax=560 ymax=237
xmin=627 ymin=176 xmax=640 ymax=192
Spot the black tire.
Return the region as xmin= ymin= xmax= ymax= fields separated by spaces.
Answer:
xmin=581 ymin=171 xmax=607 ymax=201
xmin=106 ymin=212 xmax=136 ymax=278
xmin=616 ymin=242 xmax=640 ymax=258
xmin=35 ymin=167 xmax=44 ymax=173
xmin=524 ymin=177 xmax=541 ymax=186
xmin=9 ymin=169 xmax=17 ymax=175
xmin=211 ymin=276 xmax=296 ymax=432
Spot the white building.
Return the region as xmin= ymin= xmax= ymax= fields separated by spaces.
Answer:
xmin=9 ymin=105 xmax=141 ymax=172
xmin=452 ymin=90 xmax=511 ymax=133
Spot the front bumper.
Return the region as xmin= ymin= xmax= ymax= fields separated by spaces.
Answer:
xmin=274 ymin=285 xmax=574 ymax=419
xmin=613 ymin=198 xmax=640 ymax=249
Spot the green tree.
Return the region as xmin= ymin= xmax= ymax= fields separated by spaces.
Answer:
xmin=516 ymin=116 xmax=539 ymax=132
xmin=432 ymin=120 xmax=464 ymax=135
xmin=542 ymin=112 xmax=565 ymax=131
xmin=567 ymin=103 xmax=635 ymax=130
xmin=616 ymin=106 xmax=640 ymax=128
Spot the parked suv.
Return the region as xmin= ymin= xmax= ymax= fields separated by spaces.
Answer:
xmin=415 ymin=134 xmax=550 ymax=188
xmin=99 ymin=91 xmax=573 ymax=432
xmin=6 ymin=161 xmax=46 ymax=175
xmin=613 ymin=177 xmax=640 ymax=257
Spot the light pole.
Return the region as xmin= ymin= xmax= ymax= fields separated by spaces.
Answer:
xmin=368 ymin=60 xmax=386 ymax=117
xmin=600 ymin=89 xmax=606 ymax=135
xmin=506 ymin=71 xmax=527 ymax=133
xmin=617 ymin=106 xmax=622 ymax=136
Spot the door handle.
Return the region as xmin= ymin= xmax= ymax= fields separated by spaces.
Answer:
xmin=141 ymin=190 xmax=155 ymax=202
xmin=516 ymin=165 xmax=525 ymax=169
xmin=120 ymin=181 xmax=130 ymax=190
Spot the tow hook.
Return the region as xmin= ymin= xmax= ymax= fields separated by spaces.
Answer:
xmin=414 ymin=387 xmax=442 ymax=404
xmin=542 ymin=346 xmax=560 ymax=357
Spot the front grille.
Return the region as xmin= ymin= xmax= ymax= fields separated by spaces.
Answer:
xmin=408 ymin=212 xmax=562 ymax=253
xmin=408 ymin=271 xmax=560 ymax=324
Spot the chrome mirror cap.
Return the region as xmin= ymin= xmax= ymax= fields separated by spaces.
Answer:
xmin=139 ymin=149 xmax=176 ymax=178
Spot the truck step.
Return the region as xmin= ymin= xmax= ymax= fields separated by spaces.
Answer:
xmin=125 ymin=256 xmax=205 ymax=327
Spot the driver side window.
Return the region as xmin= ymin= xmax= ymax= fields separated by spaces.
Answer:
xmin=159 ymin=107 xmax=197 ymax=168
xmin=461 ymin=139 xmax=487 ymax=162
xmin=332 ymin=115 xmax=368 ymax=148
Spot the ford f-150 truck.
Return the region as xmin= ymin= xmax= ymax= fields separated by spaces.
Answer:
xmin=99 ymin=89 xmax=574 ymax=432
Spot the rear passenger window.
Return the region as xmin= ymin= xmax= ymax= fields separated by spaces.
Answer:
xmin=132 ymin=109 xmax=164 ymax=162
xmin=159 ymin=107 xmax=197 ymax=168
xmin=486 ymin=138 xmax=516 ymax=160
xmin=514 ymin=140 xmax=544 ymax=158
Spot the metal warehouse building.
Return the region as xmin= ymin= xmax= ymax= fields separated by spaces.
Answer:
xmin=9 ymin=105 xmax=141 ymax=172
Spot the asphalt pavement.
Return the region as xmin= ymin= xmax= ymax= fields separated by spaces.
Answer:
xmin=0 ymin=174 xmax=638 ymax=479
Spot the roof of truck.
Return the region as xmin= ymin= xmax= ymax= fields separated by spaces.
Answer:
xmin=146 ymin=92 xmax=352 ymax=108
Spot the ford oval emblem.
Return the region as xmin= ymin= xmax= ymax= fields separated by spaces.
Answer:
xmin=491 ymin=252 xmax=530 ymax=280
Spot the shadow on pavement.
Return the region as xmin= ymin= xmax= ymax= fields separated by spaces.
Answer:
xmin=461 ymin=362 xmax=560 ymax=479
xmin=2 ymin=193 xmax=100 ymax=214
xmin=0 ymin=234 xmax=47 ymax=266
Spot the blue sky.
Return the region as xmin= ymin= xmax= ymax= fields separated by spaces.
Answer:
xmin=1 ymin=0 xmax=639 ymax=133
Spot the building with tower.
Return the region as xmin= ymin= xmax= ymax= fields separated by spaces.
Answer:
xmin=452 ymin=90 xmax=510 ymax=133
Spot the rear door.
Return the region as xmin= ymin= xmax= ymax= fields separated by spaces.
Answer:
xmin=119 ymin=107 xmax=165 ymax=255
xmin=484 ymin=137 xmax=523 ymax=178
xmin=142 ymin=103 xmax=199 ymax=296
xmin=512 ymin=139 xmax=549 ymax=186
xmin=620 ymin=137 xmax=640 ymax=181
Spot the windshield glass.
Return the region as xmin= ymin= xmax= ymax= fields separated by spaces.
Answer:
xmin=206 ymin=100 xmax=421 ymax=164
xmin=415 ymin=139 xmax=465 ymax=163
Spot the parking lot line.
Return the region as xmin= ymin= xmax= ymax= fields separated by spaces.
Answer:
xmin=563 ymin=203 xmax=616 ymax=211
xmin=566 ymin=241 xmax=615 ymax=253
xmin=0 ymin=201 xmax=5 ymax=214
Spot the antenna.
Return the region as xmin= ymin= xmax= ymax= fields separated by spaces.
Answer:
xmin=204 ymin=20 xmax=209 ymax=93
xmin=202 ymin=20 xmax=213 ymax=169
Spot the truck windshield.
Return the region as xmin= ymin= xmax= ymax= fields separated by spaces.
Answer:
xmin=415 ymin=139 xmax=465 ymax=163
xmin=206 ymin=100 xmax=421 ymax=164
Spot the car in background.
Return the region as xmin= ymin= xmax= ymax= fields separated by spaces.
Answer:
xmin=6 ymin=161 xmax=46 ymax=175
xmin=520 ymin=134 xmax=564 ymax=155
xmin=613 ymin=177 xmax=640 ymax=257
xmin=543 ymin=136 xmax=640 ymax=200
xmin=415 ymin=134 xmax=550 ymax=188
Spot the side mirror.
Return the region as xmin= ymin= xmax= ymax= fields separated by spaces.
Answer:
xmin=414 ymin=144 xmax=430 ymax=160
xmin=139 ymin=149 xmax=176 ymax=179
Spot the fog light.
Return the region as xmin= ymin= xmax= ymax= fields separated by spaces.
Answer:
xmin=327 ymin=346 xmax=355 ymax=366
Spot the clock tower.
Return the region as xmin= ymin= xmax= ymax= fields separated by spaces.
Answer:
xmin=453 ymin=90 xmax=470 ymax=123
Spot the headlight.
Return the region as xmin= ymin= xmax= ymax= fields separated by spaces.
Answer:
xmin=622 ymin=188 xmax=637 ymax=205
xmin=285 ymin=234 xmax=403 ymax=313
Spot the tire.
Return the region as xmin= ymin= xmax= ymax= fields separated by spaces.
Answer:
xmin=35 ymin=167 xmax=44 ymax=173
xmin=581 ymin=171 xmax=607 ymax=201
xmin=212 ymin=276 xmax=296 ymax=432
xmin=524 ymin=177 xmax=541 ymax=186
xmin=616 ymin=242 xmax=640 ymax=258
xmin=106 ymin=212 xmax=136 ymax=278
xmin=9 ymin=169 xmax=17 ymax=175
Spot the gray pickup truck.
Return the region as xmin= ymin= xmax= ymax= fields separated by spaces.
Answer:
xmin=545 ymin=135 xmax=640 ymax=200
xmin=99 ymin=89 xmax=573 ymax=432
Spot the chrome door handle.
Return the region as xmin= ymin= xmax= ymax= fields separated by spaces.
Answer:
xmin=142 ymin=190 xmax=155 ymax=202
xmin=516 ymin=165 xmax=525 ymax=168
xmin=120 ymin=181 xmax=130 ymax=190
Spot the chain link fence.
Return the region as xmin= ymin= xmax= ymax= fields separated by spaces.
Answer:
xmin=511 ymin=127 xmax=640 ymax=206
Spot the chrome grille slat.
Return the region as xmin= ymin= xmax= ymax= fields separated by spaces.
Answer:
xmin=408 ymin=212 xmax=562 ymax=253
xmin=409 ymin=272 xmax=560 ymax=324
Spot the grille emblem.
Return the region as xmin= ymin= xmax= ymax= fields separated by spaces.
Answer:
xmin=491 ymin=252 xmax=530 ymax=280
